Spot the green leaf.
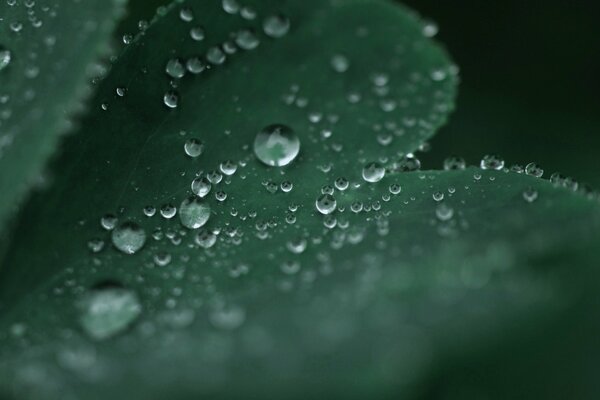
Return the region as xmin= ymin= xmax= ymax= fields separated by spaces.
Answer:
xmin=0 ymin=0 xmax=126 ymax=230
xmin=1 ymin=0 xmax=598 ymax=399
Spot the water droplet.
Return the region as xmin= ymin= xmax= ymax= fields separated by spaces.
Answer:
xmin=206 ymin=46 xmax=226 ymax=65
xmin=235 ymin=29 xmax=260 ymax=50
xmin=281 ymin=260 xmax=301 ymax=275
xmin=222 ymin=0 xmax=240 ymax=14
xmin=179 ymin=197 xmax=210 ymax=229
xmin=210 ymin=304 xmax=245 ymax=330
xmin=184 ymin=138 xmax=204 ymax=157
xmin=522 ymin=187 xmax=538 ymax=203
xmin=432 ymin=191 xmax=444 ymax=202
xmin=160 ymin=204 xmax=177 ymax=219
xmin=525 ymin=162 xmax=544 ymax=178
xmin=87 ymin=239 xmax=105 ymax=253
xmin=316 ymin=194 xmax=336 ymax=215
xmin=100 ymin=214 xmax=118 ymax=230
xmin=286 ymin=237 xmax=307 ymax=254
xmin=195 ymin=229 xmax=217 ymax=248
xmin=263 ymin=14 xmax=290 ymax=38
xmin=191 ymin=177 xmax=211 ymax=197
xmin=111 ymin=222 xmax=146 ymax=254
xmin=280 ymin=181 xmax=293 ymax=192
xmin=334 ymin=177 xmax=349 ymax=191
xmin=480 ymin=154 xmax=505 ymax=170
xmin=330 ymin=54 xmax=349 ymax=73
xmin=190 ymin=26 xmax=205 ymax=41
xmin=389 ymin=184 xmax=401 ymax=195
xmin=143 ymin=206 xmax=156 ymax=217
xmin=165 ymin=58 xmax=186 ymax=79
xmin=443 ymin=156 xmax=466 ymax=170
xmin=80 ymin=285 xmax=141 ymax=340
xmin=435 ymin=203 xmax=454 ymax=221
xmin=393 ymin=155 xmax=421 ymax=172
xmin=179 ymin=7 xmax=194 ymax=22
xmin=186 ymin=57 xmax=206 ymax=74
xmin=116 ymin=87 xmax=127 ymax=97
xmin=362 ymin=162 xmax=385 ymax=183
xmin=254 ymin=124 xmax=300 ymax=167
xmin=163 ymin=91 xmax=179 ymax=108
xmin=422 ymin=21 xmax=439 ymax=37
xmin=219 ymin=160 xmax=237 ymax=175
xmin=0 ymin=48 xmax=12 ymax=71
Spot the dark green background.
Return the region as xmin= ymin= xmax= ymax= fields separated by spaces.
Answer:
xmin=402 ymin=1 xmax=600 ymax=185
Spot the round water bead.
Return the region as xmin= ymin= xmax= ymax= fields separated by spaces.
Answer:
xmin=184 ymin=138 xmax=204 ymax=157
xmin=480 ymin=154 xmax=505 ymax=170
xmin=111 ymin=222 xmax=146 ymax=254
xmin=179 ymin=197 xmax=211 ymax=229
xmin=254 ymin=124 xmax=300 ymax=167
xmin=263 ymin=14 xmax=290 ymax=38
xmin=316 ymin=194 xmax=337 ymax=215
xmin=362 ymin=162 xmax=385 ymax=183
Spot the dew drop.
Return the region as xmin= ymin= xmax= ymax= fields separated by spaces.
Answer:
xmin=195 ymin=229 xmax=217 ymax=248
xmin=435 ymin=203 xmax=454 ymax=221
xmin=160 ymin=204 xmax=177 ymax=219
xmin=190 ymin=26 xmax=205 ymax=41
xmin=111 ymin=222 xmax=146 ymax=255
xmin=206 ymin=46 xmax=226 ymax=65
xmin=222 ymin=0 xmax=240 ymax=14
xmin=0 ymin=48 xmax=12 ymax=71
xmin=235 ymin=29 xmax=260 ymax=50
xmin=188 ymin=178 xmax=211 ymax=200
xmin=254 ymin=124 xmax=300 ymax=167
xmin=165 ymin=58 xmax=186 ymax=79
xmin=334 ymin=177 xmax=349 ymax=191
xmin=179 ymin=7 xmax=194 ymax=22
xmin=80 ymin=285 xmax=141 ymax=340
xmin=362 ymin=162 xmax=385 ymax=183
xmin=100 ymin=214 xmax=118 ymax=231
xmin=179 ymin=197 xmax=210 ymax=229
xmin=522 ymin=187 xmax=538 ymax=203
xmin=330 ymin=54 xmax=349 ymax=73
xmin=184 ymin=138 xmax=204 ymax=158
xmin=525 ymin=162 xmax=544 ymax=178
xmin=443 ymin=156 xmax=466 ymax=170
xmin=480 ymin=154 xmax=505 ymax=170
xmin=316 ymin=194 xmax=336 ymax=215
xmin=163 ymin=91 xmax=179 ymax=108
xmin=263 ymin=14 xmax=290 ymax=38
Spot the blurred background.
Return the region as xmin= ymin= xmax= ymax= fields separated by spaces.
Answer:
xmin=120 ymin=0 xmax=600 ymax=187
xmin=402 ymin=0 xmax=600 ymax=186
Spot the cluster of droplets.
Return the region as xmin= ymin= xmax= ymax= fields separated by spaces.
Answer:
xmin=159 ymin=4 xmax=290 ymax=109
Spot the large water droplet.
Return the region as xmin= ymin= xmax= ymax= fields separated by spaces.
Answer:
xmin=80 ymin=285 xmax=141 ymax=340
xmin=253 ymin=124 xmax=300 ymax=167
xmin=111 ymin=222 xmax=146 ymax=254
xmin=525 ymin=162 xmax=544 ymax=178
xmin=179 ymin=197 xmax=211 ymax=229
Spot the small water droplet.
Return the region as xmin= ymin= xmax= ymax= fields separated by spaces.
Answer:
xmin=443 ymin=156 xmax=466 ymax=170
xmin=163 ymin=91 xmax=179 ymax=108
xmin=316 ymin=194 xmax=336 ymax=215
xmin=0 ymin=48 xmax=12 ymax=71
xmin=165 ymin=58 xmax=186 ymax=79
xmin=525 ymin=162 xmax=544 ymax=178
xmin=263 ymin=14 xmax=290 ymax=38
xmin=330 ymin=54 xmax=349 ymax=73
xmin=195 ymin=229 xmax=217 ymax=248
xmin=179 ymin=7 xmax=194 ymax=22
xmin=435 ymin=203 xmax=454 ymax=221
xmin=235 ymin=29 xmax=260 ymax=50
xmin=480 ymin=154 xmax=505 ymax=170
xmin=184 ymin=138 xmax=204 ymax=157
xmin=190 ymin=26 xmax=205 ymax=41
xmin=522 ymin=187 xmax=538 ymax=203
